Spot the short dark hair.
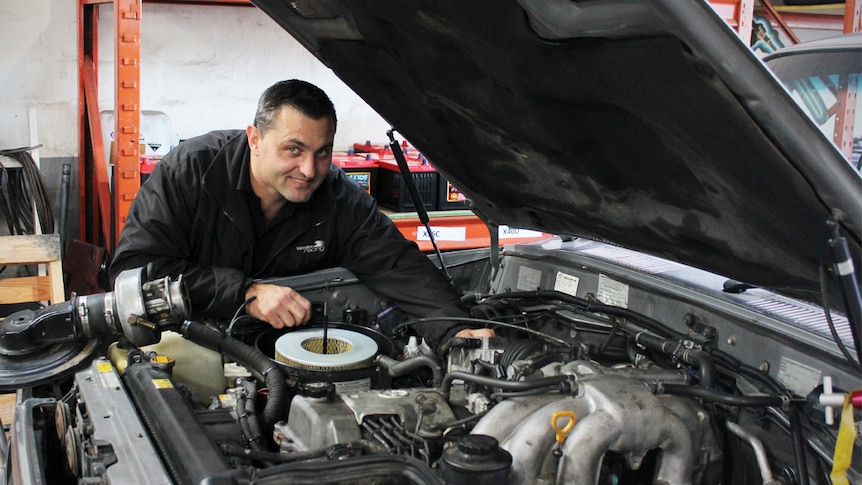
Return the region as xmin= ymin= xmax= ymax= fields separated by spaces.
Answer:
xmin=254 ymin=79 xmax=337 ymax=134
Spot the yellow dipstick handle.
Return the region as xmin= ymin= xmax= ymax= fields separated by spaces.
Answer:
xmin=551 ymin=411 xmax=577 ymax=444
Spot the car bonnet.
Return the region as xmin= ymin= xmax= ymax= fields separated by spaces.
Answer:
xmin=251 ymin=0 xmax=862 ymax=309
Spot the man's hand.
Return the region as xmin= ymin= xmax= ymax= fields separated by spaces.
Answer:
xmin=454 ymin=328 xmax=496 ymax=338
xmin=245 ymin=283 xmax=312 ymax=329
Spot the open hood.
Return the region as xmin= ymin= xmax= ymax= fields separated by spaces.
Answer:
xmin=252 ymin=0 xmax=861 ymax=306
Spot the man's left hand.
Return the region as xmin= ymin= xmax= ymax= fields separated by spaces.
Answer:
xmin=454 ymin=328 xmax=496 ymax=338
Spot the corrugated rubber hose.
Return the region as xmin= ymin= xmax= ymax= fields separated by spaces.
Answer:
xmin=180 ymin=320 xmax=287 ymax=427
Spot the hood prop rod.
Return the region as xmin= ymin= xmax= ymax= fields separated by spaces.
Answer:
xmin=386 ymin=129 xmax=455 ymax=289
xmin=827 ymin=218 xmax=862 ymax=364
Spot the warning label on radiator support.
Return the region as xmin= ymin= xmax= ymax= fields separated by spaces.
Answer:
xmin=777 ymin=357 xmax=821 ymax=397
xmin=597 ymin=274 xmax=629 ymax=308
xmin=554 ymin=272 xmax=580 ymax=297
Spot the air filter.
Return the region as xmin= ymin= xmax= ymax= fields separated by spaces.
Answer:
xmin=256 ymin=324 xmax=394 ymax=391
xmin=274 ymin=328 xmax=379 ymax=371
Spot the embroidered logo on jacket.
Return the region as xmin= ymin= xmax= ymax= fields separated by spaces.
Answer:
xmin=296 ymin=240 xmax=326 ymax=254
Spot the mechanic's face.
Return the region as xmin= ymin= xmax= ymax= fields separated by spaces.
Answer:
xmin=247 ymin=105 xmax=335 ymax=205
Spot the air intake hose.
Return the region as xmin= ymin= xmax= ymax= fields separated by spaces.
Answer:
xmin=180 ymin=320 xmax=287 ymax=426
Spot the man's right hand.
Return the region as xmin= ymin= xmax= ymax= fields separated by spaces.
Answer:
xmin=244 ymin=283 xmax=312 ymax=329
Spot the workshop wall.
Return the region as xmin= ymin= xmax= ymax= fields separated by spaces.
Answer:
xmin=0 ymin=0 xmax=390 ymax=158
xmin=96 ymin=2 xmax=392 ymax=154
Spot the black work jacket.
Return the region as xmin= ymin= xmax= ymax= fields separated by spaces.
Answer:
xmin=110 ymin=130 xmax=469 ymax=347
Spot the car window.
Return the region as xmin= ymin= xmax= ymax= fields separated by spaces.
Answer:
xmin=765 ymin=50 xmax=861 ymax=170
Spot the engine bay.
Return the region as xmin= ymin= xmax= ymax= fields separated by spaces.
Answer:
xmin=6 ymin=239 xmax=860 ymax=485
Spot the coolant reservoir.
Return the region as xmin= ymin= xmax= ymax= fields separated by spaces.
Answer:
xmin=141 ymin=331 xmax=225 ymax=401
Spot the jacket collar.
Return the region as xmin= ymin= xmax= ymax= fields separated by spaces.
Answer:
xmin=201 ymin=131 xmax=339 ymax=242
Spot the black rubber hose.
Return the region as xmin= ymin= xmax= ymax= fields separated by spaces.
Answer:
xmin=235 ymin=393 xmax=266 ymax=452
xmin=660 ymin=384 xmax=788 ymax=408
xmin=0 ymin=148 xmax=53 ymax=235
xmin=634 ymin=332 xmax=716 ymax=388
xmin=440 ymin=372 xmax=574 ymax=396
xmin=375 ymin=354 xmax=443 ymax=386
xmin=790 ymin=404 xmax=811 ymax=485
xmin=472 ymin=359 xmax=505 ymax=379
xmin=690 ymin=351 xmax=716 ymax=389
xmin=490 ymin=386 xmax=564 ymax=400
xmin=432 ymin=409 xmax=490 ymax=431
xmin=711 ymin=349 xmax=787 ymax=395
xmin=180 ymin=320 xmax=286 ymax=426
xmin=499 ymin=340 xmax=545 ymax=372
xmin=483 ymin=290 xmax=688 ymax=341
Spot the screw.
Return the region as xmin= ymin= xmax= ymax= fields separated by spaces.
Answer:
xmin=683 ymin=314 xmax=696 ymax=327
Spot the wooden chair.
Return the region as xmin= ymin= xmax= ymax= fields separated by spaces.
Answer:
xmin=0 ymin=234 xmax=65 ymax=306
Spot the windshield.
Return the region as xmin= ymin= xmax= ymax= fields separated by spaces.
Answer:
xmin=765 ymin=49 xmax=861 ymax=171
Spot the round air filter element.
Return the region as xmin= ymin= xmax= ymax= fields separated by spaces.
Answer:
xmin=274 ymin=328 xmax=379 ymax=371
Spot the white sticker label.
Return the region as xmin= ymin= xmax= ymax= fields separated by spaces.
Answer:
xmin=334 ymin=378 xmax=371 ymax=393
xmin=499 ymin=226 xmax=543 ymax=239
xmin=597 ymin=274 xmax=629 ymax=308
xmin=517 ymin=266 xmax=543 ymax=291
xmin=554 ymin=272 xmax=580 ymax=297
xmin=777 ymin=357 xmax=822 ymax=397
xmin=417 ymin=226 xmax=466 ymax=241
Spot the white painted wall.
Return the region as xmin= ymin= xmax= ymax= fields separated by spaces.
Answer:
xmin=1 ymin=0 xmax=78 ymax=156
xmin=0 ymin=0 xmax=391 ymax=158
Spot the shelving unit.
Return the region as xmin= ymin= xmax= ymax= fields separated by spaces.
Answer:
xmin=388 ymin=211 xmax=553 ymax=252
xmin=77 ymin=0 xmax=253 ymax=250
xmin=77 ymin=0 xmax=860 ymax=251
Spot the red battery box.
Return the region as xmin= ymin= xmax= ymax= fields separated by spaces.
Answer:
xmin=353 ymin=140 xmax=392 ymax=154
xmin=140 ymin=154 xmax=163 ymax=184
xmin=375 ymin=157 xmax=438 ymax=212
xmin=332 ymin=151 xmax=379 ymax=196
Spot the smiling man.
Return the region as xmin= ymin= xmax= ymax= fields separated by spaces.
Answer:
xmin=110 ymin=79 xmax=491 ymax=349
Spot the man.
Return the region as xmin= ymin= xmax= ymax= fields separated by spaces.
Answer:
xmin=110 ymin=79 xmax=492 ymax=349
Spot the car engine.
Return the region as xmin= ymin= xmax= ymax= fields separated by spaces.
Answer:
xmin=4 ymin=240 xmax=860 ymax=485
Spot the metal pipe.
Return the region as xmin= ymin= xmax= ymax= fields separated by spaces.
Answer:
xmin=58 ymin=163 xmax=71 ymax=257
xmin=726 ymin=421 xmax=781 ymax=485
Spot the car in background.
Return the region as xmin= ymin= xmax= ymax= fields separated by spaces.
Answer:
xmin=764 ymin=33 xmax=862 ymax=170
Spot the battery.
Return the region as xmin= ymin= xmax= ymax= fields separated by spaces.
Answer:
xmin=375 ymin=157 xmax=438 ymax=212
xmin=333 ymin=151 xmax=379 ymax=196
xmin=140 ymin=154 xmax=163 ymax=184
xmin=352 ymin=140 xmax=390 ymax=154
xmin=438 ymin=175 xmax=467 ymax=210
xmin=352 ymin=139 xmax=410 ymax=158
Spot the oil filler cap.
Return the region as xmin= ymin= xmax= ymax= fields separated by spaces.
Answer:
xmin=458 ymin=435 xmax=500 ymax=455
